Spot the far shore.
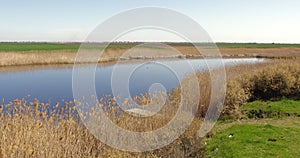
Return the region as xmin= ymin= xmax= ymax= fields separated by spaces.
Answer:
xmin=1 ymin=46 xmax=300 ymax=67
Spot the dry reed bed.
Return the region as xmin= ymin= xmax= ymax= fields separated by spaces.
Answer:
xmin=0 ymin=94 xmax=203 ymax=157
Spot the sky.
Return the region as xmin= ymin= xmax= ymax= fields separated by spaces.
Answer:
xmin=0 ymin=0 xmax=299 ymax=43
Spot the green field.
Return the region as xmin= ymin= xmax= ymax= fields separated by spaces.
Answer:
xmin=205 ymin=99 xmax=300 ymax=158
xmin=0 ymin=42 xmax=139 ymax=52
xmin=0 ymin=42 xmax=79 ymax=51
xmin=1 ymin=42 xmax=300 ymax=52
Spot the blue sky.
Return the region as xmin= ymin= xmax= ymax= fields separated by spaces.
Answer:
xmin=0 ymin=0 xmax=299 ymax=43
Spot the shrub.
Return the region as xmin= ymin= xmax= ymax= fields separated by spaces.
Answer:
xmin=248 ymin=62 xmax=300 ymax=101
xmin=204 ymin=59 xmax=300 ymax=119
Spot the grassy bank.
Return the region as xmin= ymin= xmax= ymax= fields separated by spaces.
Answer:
xmin=205 ymin=99 xmax=300 ymax=158
xmin=205 ymin=117 xmax=300 ymax=158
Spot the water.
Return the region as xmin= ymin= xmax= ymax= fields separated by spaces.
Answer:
xmin=0 ymin=58 xmax=265 ymax=105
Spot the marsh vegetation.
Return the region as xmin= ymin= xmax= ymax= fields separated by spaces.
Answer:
xmin=0 ymin=58 xmax=299 ymax=157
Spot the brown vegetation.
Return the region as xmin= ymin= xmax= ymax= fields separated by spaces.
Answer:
xmin=222 ymin=59 xmax=300 ymax=117
xmin=0 ymin=94 xmax=203 ymax=157
xmin=177 ymin=59 xmax=300 ymax=119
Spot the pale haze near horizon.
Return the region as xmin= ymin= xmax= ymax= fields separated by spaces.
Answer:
xmin=0 ymin=0 xmax=299 ymax=43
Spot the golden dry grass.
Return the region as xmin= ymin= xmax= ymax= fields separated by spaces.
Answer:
xmin=0 ymin=94 xmax=204 ymax=157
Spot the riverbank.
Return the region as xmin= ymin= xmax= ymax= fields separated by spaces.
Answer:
xmin=1 ymin=44 xmax=300 ymax=67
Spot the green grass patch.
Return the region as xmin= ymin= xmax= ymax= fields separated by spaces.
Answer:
xmin=0 ymin=42 xmax=80 ymax=51
xmin=0 ymin=42 xmax=164 ymax=52
xmin=242 ymin=99 xmax=300 ymax=118
xmin=205 ymin=121 xmax=300 ymax=158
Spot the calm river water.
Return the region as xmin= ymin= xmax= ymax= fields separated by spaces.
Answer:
xmin=0 ymin=58 xmax=264 ymax=105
